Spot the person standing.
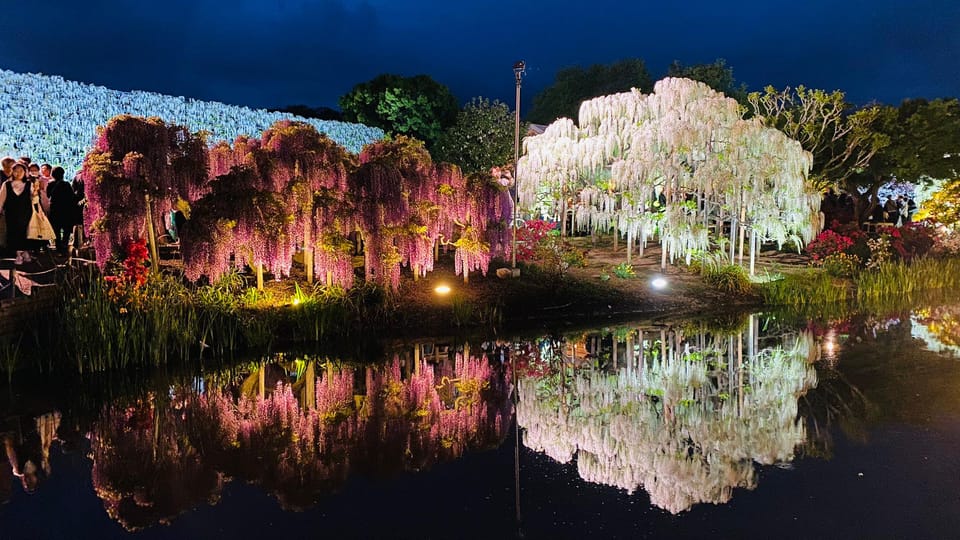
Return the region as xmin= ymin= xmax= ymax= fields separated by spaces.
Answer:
xmin=38 ymin=164 xmax=54 ymax=215
xmin=46 ymin=167 xmax=75 ymax=255
xmin=0 ymin=157 xmax=14 ymax=183
xmin=0 ymin=163 xmax=37 ymax=264
xmin=71 ymin=174 xmax=86 ymax=250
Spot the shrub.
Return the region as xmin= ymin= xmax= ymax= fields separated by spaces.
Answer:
xmin=880 ymin=221 xmax=937 ymax=261
xmin=865 ymin=237 xmax=891 ymax=269
xmin=613 ymin=263 xmax=635 ymax=279
xmin=704 ymin=264 xmax=752 ymax=294
xmin=516 ymin=219 xmax=557 ymax=262
xmin=821 ymin=253 xmax=861 ymax=277
xmin=533 ymin=235 xmax=585 ymax=276
xmin=805 ymin=229 xmax=854 ymax=262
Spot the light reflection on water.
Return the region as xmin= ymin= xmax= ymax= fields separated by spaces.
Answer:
xmin=2 ymin=302 xmax=960 ymax=537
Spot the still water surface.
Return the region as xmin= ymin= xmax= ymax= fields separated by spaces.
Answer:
xmin=2 ymin=304 xmax=960 ymax=539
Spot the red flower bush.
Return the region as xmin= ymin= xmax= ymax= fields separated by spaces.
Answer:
xmin=516 ymin=219 xmax=557 ymax=262
xmin=805 ymin=229 xmax=854 ymax=262
xmin=878 ymin=221 xmax=936 ymax=261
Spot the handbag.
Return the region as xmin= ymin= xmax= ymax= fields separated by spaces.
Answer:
xmin=27 ymin=203 xmax=56 ymax=241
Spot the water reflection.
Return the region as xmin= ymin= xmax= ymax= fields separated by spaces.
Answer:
xmin=912 ymin=304 xmax=960 ymax=357
xmin=516 ymin=317 xmax=819 ymax=514
xmin=88 ymin=350 xmax=511 ymax=530
xmin=5 ymin=302 xmax=960 ymax=534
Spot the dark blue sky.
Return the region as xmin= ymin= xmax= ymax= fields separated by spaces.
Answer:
xmin=1 ymin=0 xmax=957 ymax=112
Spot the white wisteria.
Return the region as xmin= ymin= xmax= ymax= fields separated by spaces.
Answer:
xmin=0 ymin=68 xmax=384 ymax=174
xmin=516 ymin=323 xmax=818 ymax=514
xmin=517 ymin=77 xmax=818 ymax=269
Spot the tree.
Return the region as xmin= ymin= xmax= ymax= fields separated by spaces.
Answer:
xmin=80 ymin=115 xmax=208 ymax=271
xmin=748 ymin=86 xmax=888 ymax=193
xmin=432 ymin=98 xmax=518 ymax=175
xmin=667 ymin=59 xmax=747 ymax=104
xmin=339 ymin=74 xmax=458 ymax=149
xmin=519 ymin=78 xmax=817 ymax=272
xmin=527 ymin=59 xmax=653 ymax=124
xmin=846 ymin=98 xmax=960 ymax=223
xmin=915 ymin=179 xmax=960 ymax=229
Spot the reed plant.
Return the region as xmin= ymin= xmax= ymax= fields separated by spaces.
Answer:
xmin=855 ymin=257 xmax=960 ymax=302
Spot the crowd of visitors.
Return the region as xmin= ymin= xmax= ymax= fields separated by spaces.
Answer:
xmin=820 ymin=189 xmax=917 ymax=229
xmin=0 ymin=156 xmax=84 ymax=265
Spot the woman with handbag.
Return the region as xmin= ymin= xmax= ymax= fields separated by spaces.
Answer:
xmin=0 ymin=162 xmax=38 ymax=264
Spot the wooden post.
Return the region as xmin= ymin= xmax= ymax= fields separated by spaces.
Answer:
xmin=661 ymin=237 xmax=667 ymax=271
xmin=256 ymin=262 xmax=264 ymax=291
xmin=413 ymin=264 xmax=419 ymax=282
xmin=144 ymin=194 xmax=160 ymax=273
xmin=738 ymin=207 xmax=746 ymax=266
xmin=626 ymin=231 xmax=633 ymax=265
xmin=749 ymin=230 xmax=757 ymax=276
xmin=305 ymin=360 xmax=316 ymax=410
xmin=258 ymin=364 xmax=265 ymax=397
xmin=304 ymin=225 xmax=314 ymax=285
xmin=612 ymin=222 xmax=618 ymax=252
xmin=326 ymin=270 xmax=332 ymax=287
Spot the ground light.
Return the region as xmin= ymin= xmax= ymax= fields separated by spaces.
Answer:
xmin=650 ymin=275 xmax=668 ymax=290
xmin=291 ymin=297 xmax=301 ymax=306
xmin=435 ymin=284 xmax=452 ymax=296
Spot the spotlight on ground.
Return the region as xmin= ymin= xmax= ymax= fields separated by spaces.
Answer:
xmin=650 ymin=276 xmax=668 ymax=290
xmin=435 ymin=284 xmax=452 ymax=296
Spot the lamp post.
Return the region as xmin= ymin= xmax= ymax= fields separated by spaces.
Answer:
xmin=512 ymin=60 xmax=525 ymax=272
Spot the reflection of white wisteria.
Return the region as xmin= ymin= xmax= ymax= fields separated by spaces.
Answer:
xmin=911 ymin=305 xmax=960 ymax=358
xmin=0 ymin=69 xmax=384 ymax=173
xmin=518 ymin=327 xmax=818 ymax=514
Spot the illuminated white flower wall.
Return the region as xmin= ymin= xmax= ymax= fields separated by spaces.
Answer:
xmin=0 ymin=68 xmax=384 ymax=174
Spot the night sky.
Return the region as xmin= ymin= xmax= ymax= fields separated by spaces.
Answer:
xmin=1 ymin=0 xmax=957 ymax=112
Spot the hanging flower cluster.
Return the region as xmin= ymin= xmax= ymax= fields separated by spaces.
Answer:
xmin=517 ymin=78 xmax=819 ymax=265
xmin=84 ymin=116 xmax=513 ymax=289
xmin=80 ymin=115 xmax=209 ymax=269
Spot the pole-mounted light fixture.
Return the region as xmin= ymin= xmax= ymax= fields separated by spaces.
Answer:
xmin=511 ymin=60 xmax=526 ymax=273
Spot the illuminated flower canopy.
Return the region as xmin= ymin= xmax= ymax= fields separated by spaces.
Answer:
xmin=517 ymin=78 xmax=818 ymax=264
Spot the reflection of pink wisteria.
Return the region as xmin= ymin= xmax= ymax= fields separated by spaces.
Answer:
xmin=90 ymin=353 xmax=510 ymax=529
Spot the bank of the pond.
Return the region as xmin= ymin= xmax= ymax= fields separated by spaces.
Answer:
xmin=14 ymin=242 xmax=960 ymax=376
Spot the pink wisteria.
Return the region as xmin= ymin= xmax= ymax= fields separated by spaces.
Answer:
xmin=80 ymin=117 xmax=512 ymax=290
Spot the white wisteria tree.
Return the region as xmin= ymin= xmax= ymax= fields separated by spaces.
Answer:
xmin=517 ymin=78 xmax=819 ymax=273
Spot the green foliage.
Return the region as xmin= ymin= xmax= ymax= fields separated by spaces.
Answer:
xmin=856 ymin=257 xmax=960 ymax=302
xmin=703 ymin=263 xmax=753 ymax=294
xmin=667 ymin=59 xmax=747 ymax=103
xmin=869 ymin=99 xmax=960 ymax=184
xmin=749 ymin=86 xmax=888 ymax=191
xmin=528 ymin=59 xmax=653 ymax=124
xmin=821 ymin=253 xmax=861 ymax=278
xmin=432 ymin=97 xmax=518 ymax=174
xmin=339 ymin=74 xmax=458 ymax=148
xmin=760 ymin=271 xmax=850 ymax=307
xmin=612 ymin=263 xmax=635 ymax=279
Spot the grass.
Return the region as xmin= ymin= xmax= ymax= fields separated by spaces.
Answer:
xmin=760 ymin=256 xmax=960 ymax=318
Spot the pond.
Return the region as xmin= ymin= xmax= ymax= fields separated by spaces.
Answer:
xmin=1 ymin=303 xmax=960 ymax=539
